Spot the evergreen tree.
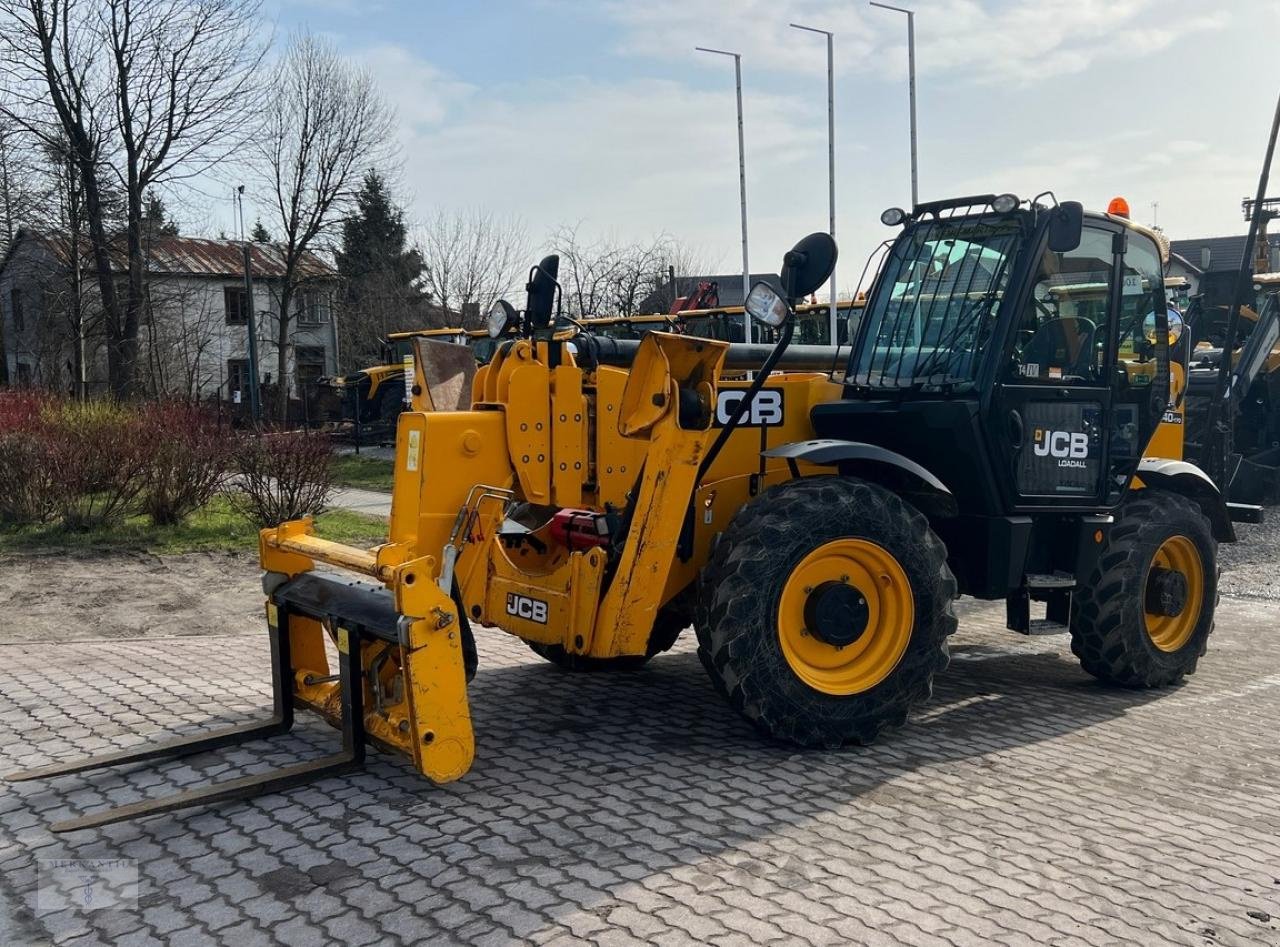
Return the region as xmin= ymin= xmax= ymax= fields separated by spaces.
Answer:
xmin=250 ymin=217 xmax=271 ymax=242
xmin=141 ymin=190 xmax=179 ymax=239
xmin=335 ymin=171 xmax=426 ymax=368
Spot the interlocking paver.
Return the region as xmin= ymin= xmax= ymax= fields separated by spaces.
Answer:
xmin=4 ymin=596 xmax=1280 ymax=945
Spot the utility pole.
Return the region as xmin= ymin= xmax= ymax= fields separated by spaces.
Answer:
xmin=237 ymin=186 xmax=261 ymax=425
xmin=870 ymin=2 xmax=918 ymax=207
xmin=696 ymin=46 xmax=750 ymax=338
xmin=791 ymin=23 xmax=837 ymax=343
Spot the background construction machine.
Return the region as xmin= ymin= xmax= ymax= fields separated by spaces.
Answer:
xmin=15 ymin=193 xmax=1243 ymax=831
xmin=318 ymin=326 xmax=495 ymax=426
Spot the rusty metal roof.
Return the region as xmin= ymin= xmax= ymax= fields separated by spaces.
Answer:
xmin=5 ymin=228 xmax=334 ymax=281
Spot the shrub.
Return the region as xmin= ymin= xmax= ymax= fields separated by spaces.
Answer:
xmin=0 ymin=389 xmax=54 ymax=431
xmin=226 ymin=430 xmax=333 ymax=528
xmin=0 ymin=391 xmax=60 ymax=525
xmin=41 ymin=400 xmax=150 ymax=531
xmin=137 ymin=402 xmax=235 ymax=526
xmin=0 ymin=431 xmax=58 ymax=525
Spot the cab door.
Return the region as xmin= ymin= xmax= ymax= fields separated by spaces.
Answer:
xmin=991 ymin=222 xmax=1168 ymax=508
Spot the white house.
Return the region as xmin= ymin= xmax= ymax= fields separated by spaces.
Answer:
xmin=0 ymin=229 xmax=338 ymax=408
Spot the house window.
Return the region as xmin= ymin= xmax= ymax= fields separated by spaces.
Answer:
xmin=224 ymin=286 xmax=248 ymax=325
xmin=295 ymin=290 xmax=324 ymax=325
xmin=227 ymin=359 xmax=251 ymax=402
xmin=295 ymin=346 xmax=326 ymax=389
xmin=10 ymin=288 xmax=24 ymax=332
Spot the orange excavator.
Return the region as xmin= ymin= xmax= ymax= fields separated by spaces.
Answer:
xmin=669 ymin=279 xmax=719 ymax=313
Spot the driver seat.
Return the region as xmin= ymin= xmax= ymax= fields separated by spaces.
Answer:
xmin=1021 ymin=316 xmax=1097 ymax=379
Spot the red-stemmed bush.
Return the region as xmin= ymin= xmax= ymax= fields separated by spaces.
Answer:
xmin=225 ymin=430 xmax=333 ymax=528
xmin=136 ymin=401 xmax=235 ymax=525
xmin=40 ymin=400 xmax=151 ymax=531
xmin=0 ymin=391 xmax=59 ymax=525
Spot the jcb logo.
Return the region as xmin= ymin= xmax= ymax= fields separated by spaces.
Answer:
xmin=1033 ymin=428 xmax=1090 ymax=459
xmin=505 ymin=592 xmax=548 ymax=624
xmin=715 ymin=389 xmax=784 ymax=427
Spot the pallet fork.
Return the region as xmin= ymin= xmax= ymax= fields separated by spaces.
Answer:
xmin=5 ymin=577 xmax=388 ymax=833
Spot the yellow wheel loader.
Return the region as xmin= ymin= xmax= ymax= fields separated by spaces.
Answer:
xmin=14 ymin=198 xmax=1244 ymax=832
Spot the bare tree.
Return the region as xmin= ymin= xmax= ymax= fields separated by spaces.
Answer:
xmin=0 ymin=0 xmax=266 ymax=397
xmin=551 ymin=225 xmax=713 ymax=318
xmin=416 ymin=208 xmax=530 ymax=329
xmin=257 ymin=32 xmax=394 ymax=420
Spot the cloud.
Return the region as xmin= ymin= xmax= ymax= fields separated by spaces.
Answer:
xmin=596 ymin=0 xmax=1228 ymax=85
xmin=354 ymin=44 xmax=475 ymax=130
xmin=359 ymin=47 xmax=832 ymax=273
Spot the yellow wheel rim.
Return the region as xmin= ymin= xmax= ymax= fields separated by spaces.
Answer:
xmin=777 ymin=539 xmax=914 ymax=696
xmin=1143 ymin=535 xmax=1204 ymax=653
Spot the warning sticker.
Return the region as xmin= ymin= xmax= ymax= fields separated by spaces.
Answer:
xmin=406 ymin=429 xmax=421 ymax=472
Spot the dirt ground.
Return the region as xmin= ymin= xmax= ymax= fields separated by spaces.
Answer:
xmin=0 ymin=548 xmax=263 ymax=645
xmin=0 ymin=500 xmax=1274 ymax=646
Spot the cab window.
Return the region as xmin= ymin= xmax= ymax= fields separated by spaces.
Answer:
xmin=1117 ymin=235 xmax=1167 ymax=367
xmin=1011 ymin=226 xmax=1115 ymax=383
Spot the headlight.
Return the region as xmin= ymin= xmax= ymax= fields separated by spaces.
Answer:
xmin=880 ymin=207 xmax=908 ymax=226
xmin=992 ymin=193 xmax=1020 ymax=213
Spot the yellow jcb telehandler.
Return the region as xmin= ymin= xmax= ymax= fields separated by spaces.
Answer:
xmin=14 ymin=196 xmax=1247 ymax=831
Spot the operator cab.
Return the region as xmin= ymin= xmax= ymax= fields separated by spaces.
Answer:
xmin=811 ymin=194 xmax=1174 ymax=593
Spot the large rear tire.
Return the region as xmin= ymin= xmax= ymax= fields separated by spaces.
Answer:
xmin=1070 ymin=489 xmax=1217 ymax=687
xmin=696 ymin=476 xmax=957 ymax=747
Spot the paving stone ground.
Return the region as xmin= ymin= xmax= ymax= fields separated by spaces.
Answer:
xmin=1 ymin=596 xmax=1279 ymax=946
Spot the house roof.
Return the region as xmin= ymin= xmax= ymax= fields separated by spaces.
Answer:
xmin=0 ymin=228 xmax=335 ymax=281
xmin=1167 ymin=233 xmax=1280 ymax=274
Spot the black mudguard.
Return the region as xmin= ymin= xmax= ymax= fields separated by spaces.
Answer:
xmin=1136 ymin=458 xmax=1236 ymax=542
xmin=764 ymin=439 xmax=954 ymax=502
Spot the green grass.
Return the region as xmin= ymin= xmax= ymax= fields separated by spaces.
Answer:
xmin=329 ymin=453 xmax=395 ymax=492
xmin=0 ymin=495 xmax=387 ymax=556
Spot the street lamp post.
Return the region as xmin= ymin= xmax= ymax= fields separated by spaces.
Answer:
xmin=790 ymin=23 xmax=837 ymax=343
xmin=869 ymin=2 xmax=918 ymax=207
xmin=695 ymin=46 xmax=750 ymax=335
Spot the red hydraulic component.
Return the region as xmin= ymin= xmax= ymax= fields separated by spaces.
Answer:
xmin=548 ymin=508 xmax=611 ymax=550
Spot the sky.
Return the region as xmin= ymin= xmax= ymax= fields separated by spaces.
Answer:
xmin=203 ymin=0 xmax=1280 ymax=297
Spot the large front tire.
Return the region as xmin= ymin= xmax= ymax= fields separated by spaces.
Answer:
xmin=1070 ymin=489 xmax=1217 ymax=687
xmin=696 ymin=476 xmax=957 ymax=747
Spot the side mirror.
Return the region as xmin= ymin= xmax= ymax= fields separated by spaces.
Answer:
xmin=1047 ymin=201 xmax=1084 ymax=253
xmin=745 ymin=282 xmax=790 ymax=327
xmin=487 ymin=299 xmax=518 ymax=338
xmin=780 ymin=232 xmax=838 ymax=300
xmin=526 ymin=254 xmax=560 ymax=329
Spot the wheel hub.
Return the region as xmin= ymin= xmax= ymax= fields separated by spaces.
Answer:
xmin=1143 ymin=534 xmax=1204 ymax=653
xmin=1145 ymin=566 xmax=1188 ymax=618
xmin=776 ymin=538 xmax=915 ymax=696
xmin=803 ymin=581 xmax=870 ymax=648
